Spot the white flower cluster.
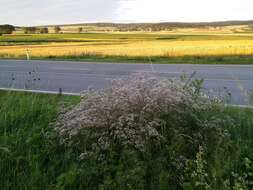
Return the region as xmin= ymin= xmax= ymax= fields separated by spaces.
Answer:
xmin=55 ymin=74 xmax=210 ymax=151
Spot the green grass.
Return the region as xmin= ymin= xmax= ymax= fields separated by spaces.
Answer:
xmin=1 ymin=54 xmax=253 ymax=65
xmin=0 ymin=91 xmax=79 ymax=190
xmin=1 ymin=91 xmax=253 ymax=189
xmin=36 ymin=55 xmax=253 ymax=64
xmin=2 ymin=33 xmax=253 ymax=45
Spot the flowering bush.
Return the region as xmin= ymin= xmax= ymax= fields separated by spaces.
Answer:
xmin=55 ymin=74 xmax=218 ymax=152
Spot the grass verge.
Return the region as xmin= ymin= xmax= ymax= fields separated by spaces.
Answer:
xmin=1 ymin=55 xmax=253 ymax=64
xmin=0 ymin=90 xmax=253 ymax=189
xmin=0 ymin=91 xmax=79 ymax=190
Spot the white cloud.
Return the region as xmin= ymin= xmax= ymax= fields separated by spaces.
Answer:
xmin=0 ymin=0 xmax=120 ymax=26
xmin=117 ymin=0 xmax=253 ymax=22
xmin=0 ymin=0 xmax=252 ymax=25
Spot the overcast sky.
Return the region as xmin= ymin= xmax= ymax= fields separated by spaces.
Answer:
xmin=0 ymin=0 xmax=252 ymax=26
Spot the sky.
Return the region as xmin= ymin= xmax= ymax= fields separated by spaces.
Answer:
xmin=0 ymin=0 xmax=252 ymax=26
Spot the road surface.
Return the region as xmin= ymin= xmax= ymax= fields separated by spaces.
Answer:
xmin=0 ymin=60 xmax=253 ymax=105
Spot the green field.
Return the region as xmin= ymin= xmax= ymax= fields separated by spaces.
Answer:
xmin=1 ymin=90 xmax=253 ymax=189
xmin=2 ymin=33 xmax=253 ymax=44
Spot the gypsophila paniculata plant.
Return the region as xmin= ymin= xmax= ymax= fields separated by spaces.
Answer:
xmin=54 ymin=74 xmax=221 ymax=154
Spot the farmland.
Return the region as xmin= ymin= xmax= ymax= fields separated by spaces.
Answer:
xmin=1 ymin=29 xmax=253 ymax=64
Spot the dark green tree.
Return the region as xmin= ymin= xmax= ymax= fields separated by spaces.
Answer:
xmin=39 ymin=27 xmax=49 ymax=34
xmin=23 ymin=27 xmax=37 ymax=34
xmin=54 ymin=26 xmax=61 ymax=33
xmin=0 ymin=25 xmax=15 ymax=34
xmin=78 ymin=27 xmax=83 ymax=33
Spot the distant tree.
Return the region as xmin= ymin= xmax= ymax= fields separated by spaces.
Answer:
xmin=78 ymin=27 xmax=83 ymax=33
xmin=23 ymin=27 xmax=37 ymax=34
xmin=54 ymin=26 xmax=61 ymax=33
xmin=0 ymin=25 xmax=15 ymax=34
xmin=39 ymin=27 xmax=49 ymax=34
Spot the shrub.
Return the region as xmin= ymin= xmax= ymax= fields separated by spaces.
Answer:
xmin=55 ymin=74 xmax=222 ymax=153
xmin=23 ymin=27 xmax=37 ymax=34
xmin=0 ymin=24 xmax=15 ymax=34
xmin=53 ymin=74 xmax=237 ymax=189
xmin=54 ymin=26 xmax=61 ymax=34
xmin=39 ymin=27 xmax=49 ymax=34
xmin=78 ymin=27 xmax=83 ymax=33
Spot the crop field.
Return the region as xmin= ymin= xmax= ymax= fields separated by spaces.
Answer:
xmin=1 ymin=31 xmax=253 ymax=63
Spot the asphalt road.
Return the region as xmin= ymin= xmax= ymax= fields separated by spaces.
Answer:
xmin=0 ymin=60 xmax=253 ymax=105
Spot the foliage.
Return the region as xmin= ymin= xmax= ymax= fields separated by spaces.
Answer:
xmin=55 ymin=74 xmax=214 ymax=152
xmin=53 ymin=74 xmax=253 ymax=189
xmin=39 ymin=27 xmax=49 ymax=34
xmin=54 ymin=21 xmax=253 ymax=32
xmin=23 ymin=27 xmax=37 ymax=34
xmin=54 ymin=26 xmax=61 ymax=34
xmin=0 ymin=24 xmax=15 ymax=34
xmin=78 ymin=27 xmax=83 ymax=33
xmin=0 ymin=91 xmax=79 ymax=190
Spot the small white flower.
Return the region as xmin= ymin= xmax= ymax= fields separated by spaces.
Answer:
xmin=54 ymin=73 xmax=215 ymax=152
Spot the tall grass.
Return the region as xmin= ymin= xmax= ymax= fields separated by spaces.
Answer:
xmin=0 ymin=91 xmax=79 ymax=190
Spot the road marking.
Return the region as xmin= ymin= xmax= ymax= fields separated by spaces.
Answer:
xmin=1 ymin=59 xmax=253 ymax=68
xmin=0 ymin=88 xmax=80 ymax=96
xmin=0 ymin=87 xmax=251 ymax=108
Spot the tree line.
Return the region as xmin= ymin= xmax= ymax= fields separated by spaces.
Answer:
xmin=23 ymin=26 xmax=61 ymax=34
xmin=0 ymin=25 xmax=63 ymax=35
xmin=84 ymin=20 xmax=253 ymax=31
xmin=1 ymin=20 xmax=253 ymax=35
xmin=0 ymin=25 xmax=15 ymax=35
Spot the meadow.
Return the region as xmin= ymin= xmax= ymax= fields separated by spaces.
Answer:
xmin=1 ymin=31 xmax=253 ymax=64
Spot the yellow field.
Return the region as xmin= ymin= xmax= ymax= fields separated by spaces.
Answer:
xmin=1 ymin=32 xmax=253 ymax=59
xmin=1 ymin=40 xmax=253 ymax=58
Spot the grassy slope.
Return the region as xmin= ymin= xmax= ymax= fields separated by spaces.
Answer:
xmin=1 ymin=91 xmax=253 ymax=189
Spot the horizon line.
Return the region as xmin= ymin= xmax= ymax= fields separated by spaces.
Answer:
xmin=2 ymin=19 xmax=253 ymax=27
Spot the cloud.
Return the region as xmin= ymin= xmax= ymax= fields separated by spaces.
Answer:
xmin=117 ymin=0 xmax=253 ymax=22
xmin=0 ymin=0 xmax=121 ymax=26
xmin=0 ymin=0 xmax=252 ymax=25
